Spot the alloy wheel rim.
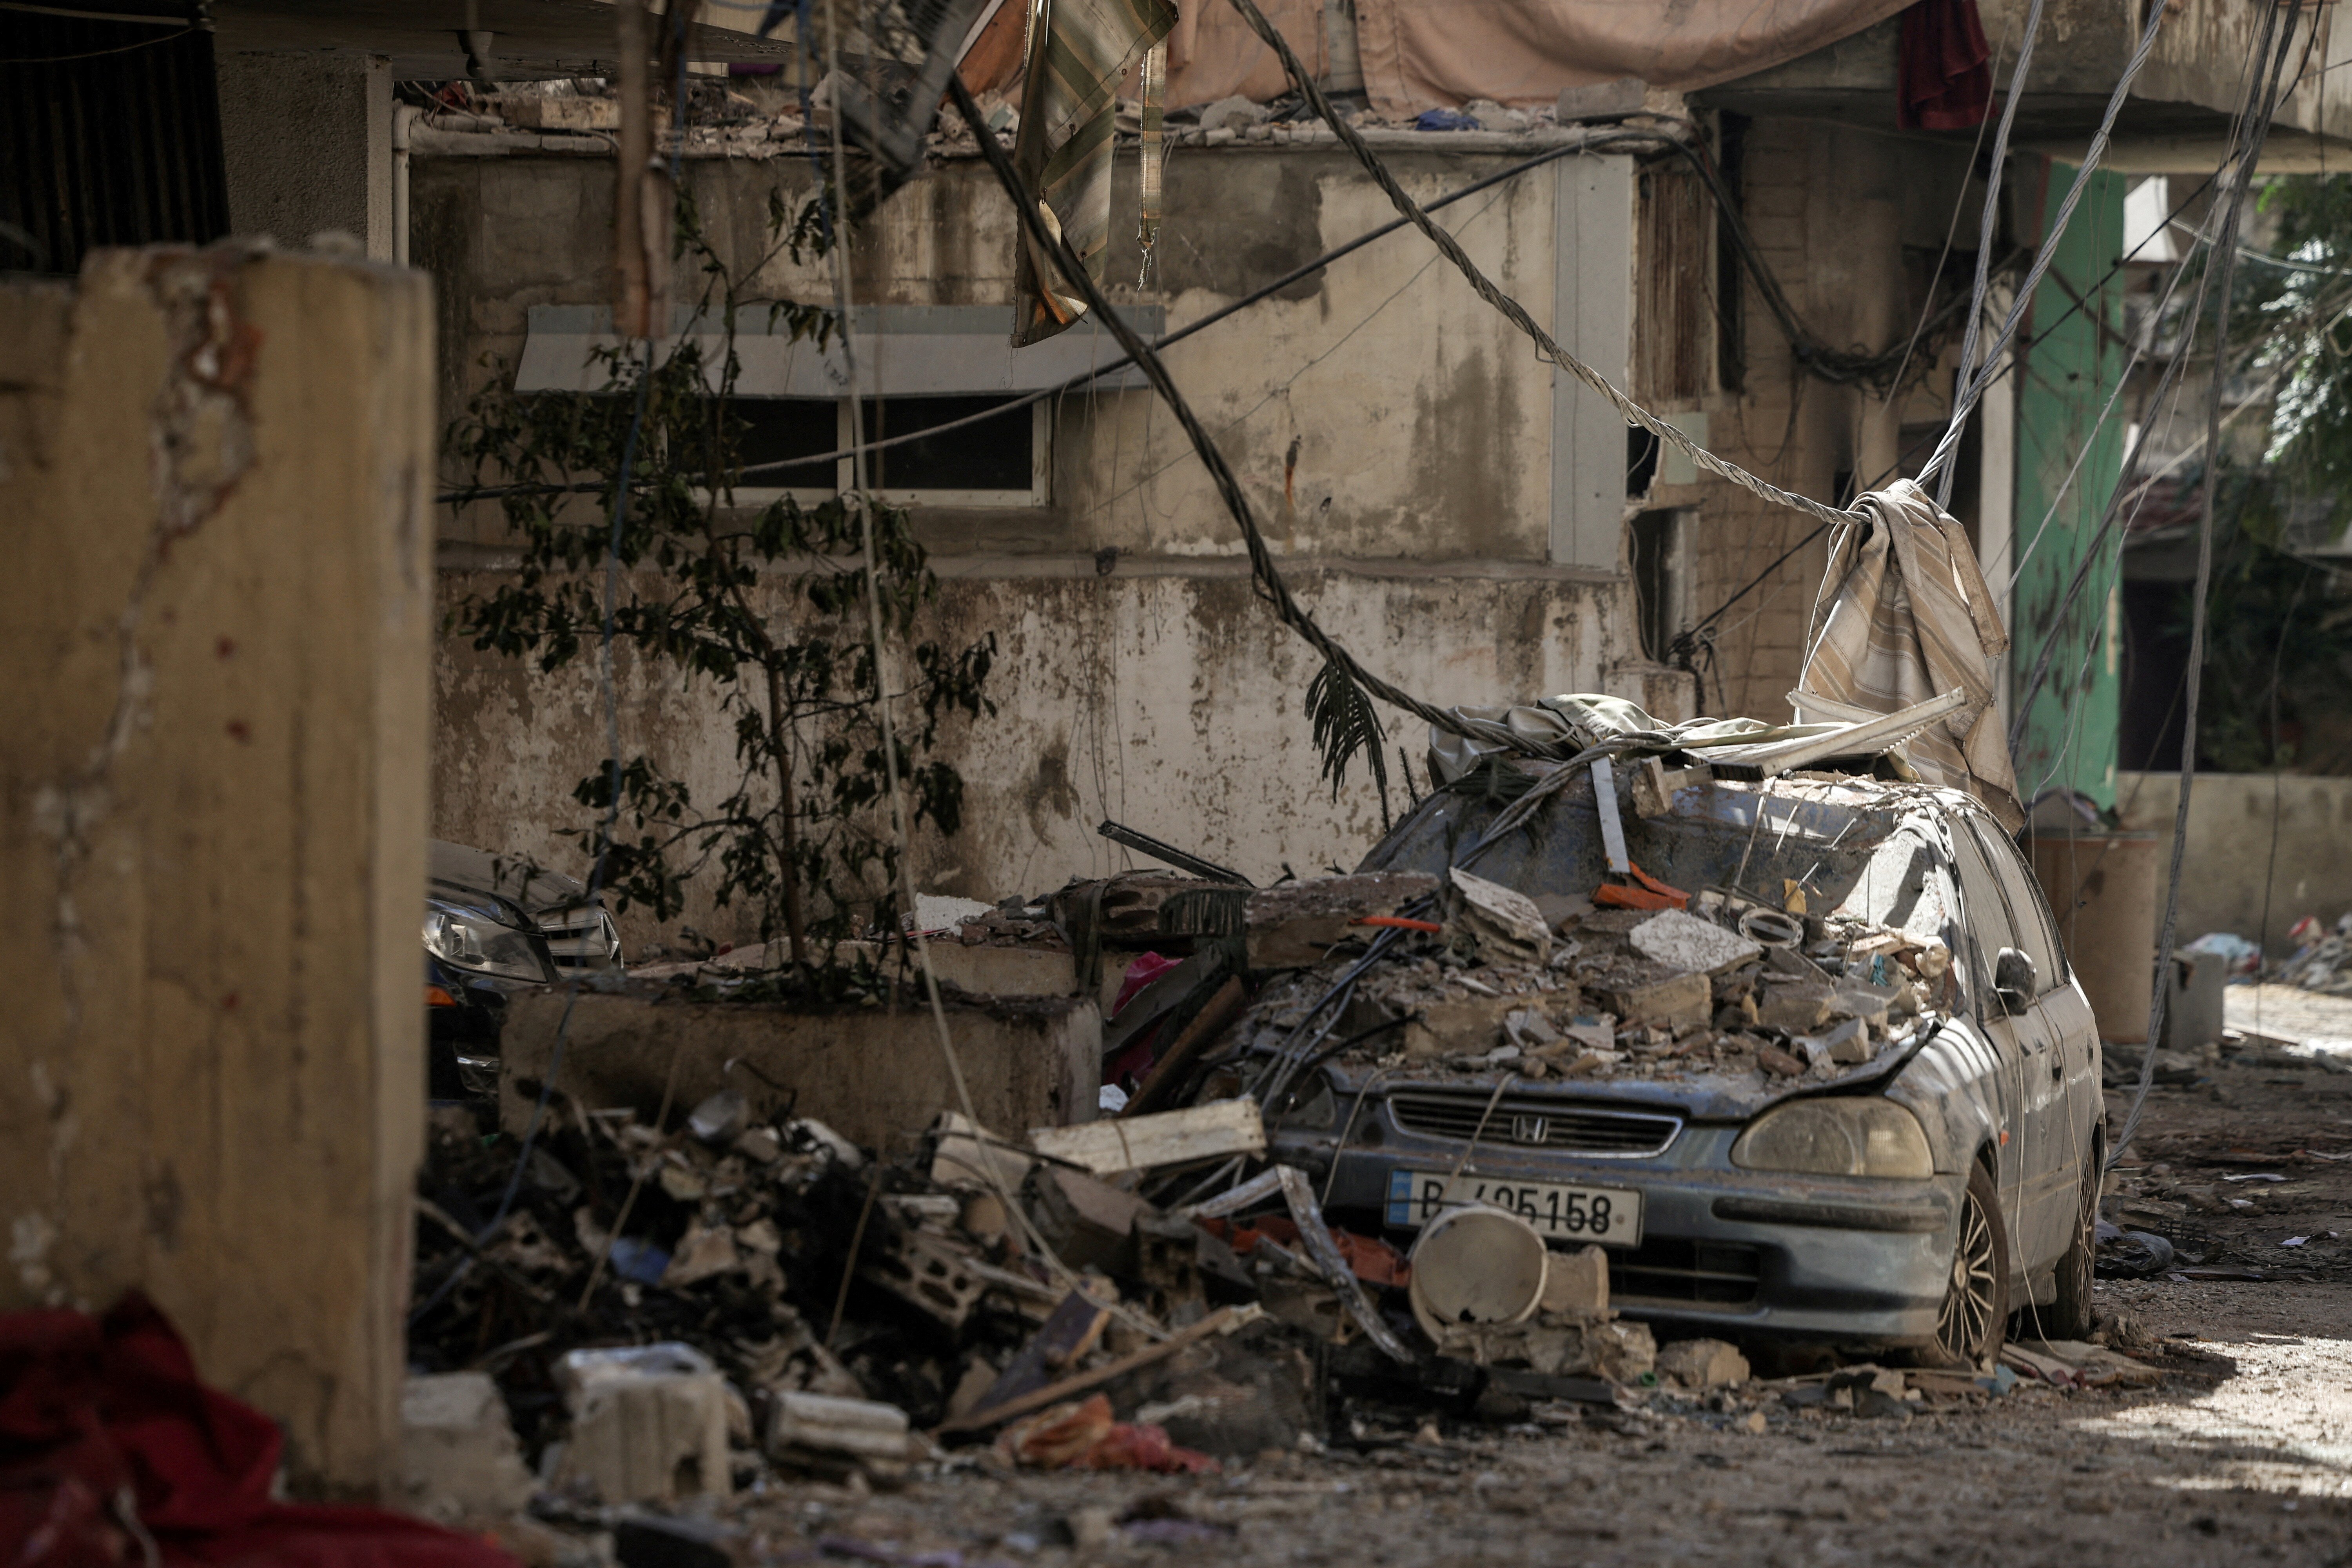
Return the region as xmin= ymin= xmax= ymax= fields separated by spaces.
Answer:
xmin=1936 ymin=1190 xmax=1997 ymax=1360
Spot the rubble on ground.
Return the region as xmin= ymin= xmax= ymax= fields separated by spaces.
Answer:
xmin=2272 ymin=914 xmax=2352 ymax=996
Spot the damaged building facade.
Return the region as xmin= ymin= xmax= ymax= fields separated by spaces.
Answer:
xmin=410 ymin=0 xmax=2352 ymax=940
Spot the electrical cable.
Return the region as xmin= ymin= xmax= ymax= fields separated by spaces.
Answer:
xmin=2113 ymin=0 xmax=2303 ymax=1164
xmin=945 ymin=71 xmax=1573 ymax=757
xmin=1922 ymin=0 xmax=2185 ymax=504
xmin=1935 ymin=0 xmax=2050 ymax=510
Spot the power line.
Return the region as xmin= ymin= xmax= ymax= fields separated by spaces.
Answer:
xmin=2113 ymin=0 xmax=2304 ymax=1164
xmin=1923 ymin=0 xmax=2184 ymax=504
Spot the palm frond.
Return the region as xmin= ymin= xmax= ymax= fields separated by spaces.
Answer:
xmin=1305 ymin=654 xmax=1392 ymax=829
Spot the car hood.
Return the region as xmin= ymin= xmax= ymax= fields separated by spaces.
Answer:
xmin=1312 ymin=1016 xmax=1944 ymax=1125
xmin=428 ymin=840 xmax=595 ymax=924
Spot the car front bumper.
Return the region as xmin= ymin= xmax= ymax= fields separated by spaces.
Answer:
xmin=1272 ymin=1119 xmax=1961 ymax=1348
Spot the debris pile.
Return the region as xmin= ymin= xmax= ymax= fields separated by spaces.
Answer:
xmin=2274 ymin=914 xmax=2352 ymax=996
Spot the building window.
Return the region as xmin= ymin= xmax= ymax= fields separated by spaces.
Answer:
xmin=1630 ymin=506 xmax=1694 ymax=664
xmin=723 ymin=394 xmax=1050 ymax=507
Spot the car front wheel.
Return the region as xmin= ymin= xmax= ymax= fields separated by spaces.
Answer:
xmin=1915 ymin=1161 xmax=2008 ymax=1369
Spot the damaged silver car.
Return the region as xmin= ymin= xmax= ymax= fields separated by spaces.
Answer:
xmin=1256 ymin=760 xmax=2102 ymax=1368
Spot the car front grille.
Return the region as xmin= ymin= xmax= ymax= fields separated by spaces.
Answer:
xmin=538 ymin=906 xmax=618 ymax=971
xmin=1383 ymin=1092 xmax=1681 ymax=1158
xmin=1610 ymin=1238 xmax=1763 ymax=1307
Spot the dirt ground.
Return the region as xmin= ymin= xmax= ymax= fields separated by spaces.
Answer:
xmin=693 ymin=1041 xmax=2352 ymax=1568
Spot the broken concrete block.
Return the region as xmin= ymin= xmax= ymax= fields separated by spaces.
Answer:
xmin=1593 ymin=969 xmax=1710 ymax=1030
xmin=501 ymin=95 xmax=622 ymax=131
xmin=1198 ymin=93 xmax=1262 ymax=131
xmin=1401 ymin=993 xmax=1521 ymax=1059
xmin=1243 ymin=872 xmax=1438 ymax=968
xmin=1537 ymin=1244 xmax=1609 ymax=1321
xmin=1504 ymin=1008 xmax=1561 ymax=1046
xmin=1790 ymin=1016 xmax=1872 ymax=1066
xmin=840 ymin=937 xmax=1080 ymax=998
xmin=1444 ymin=867 xmax=1552 ymax=967
xmin=399 ymin=1372 xmax=535 ymax=1524
xmin=930 ymin=1111 xmax=1036 ymax=1194
xmin=1630 ymin=909 xmax=1761 ymax=976
xmin=1655 ymin=1337 xmax=1749 ymax=1390
xmin=1027 ymin=1165 xmax=1152 ymax=1274
xmin=1555 ymin=74 xmax=1646 ymax=121
xmin=552 ymin=1345 xmax=731 ymax=1507
xmin=861 ymin=1226 xmax=991 ymax=1330
xmin=1584 ymin=1319 xmax=1655 ymax=1382
xmin=1755 ymin=977 xmax=1835 ymax=1032
xmin=766 ymin=1391 xmax=915 ymax=1462
xmin=659 ymin=1219 xmax=741 ymax=1289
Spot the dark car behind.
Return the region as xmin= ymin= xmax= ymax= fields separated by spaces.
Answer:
xmin=426 ymin=840 xmax=619 ymax=1097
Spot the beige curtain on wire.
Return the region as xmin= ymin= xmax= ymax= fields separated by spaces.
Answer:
xmin=1795 ymin=479 xmax=2023 ymax=831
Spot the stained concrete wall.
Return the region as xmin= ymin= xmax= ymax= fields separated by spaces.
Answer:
xmin=416 ymin=142 xmax=1677 ymax=945
xmin=1640 ymin=122 xmax=1973 ymax=725
xmin=2117 ymin=772 xmax=2352 ymax=955
xmin=0 ymin=246 xmax=433 ymax=1496
xmin=217 ymin=52 xmax=394 ymax=259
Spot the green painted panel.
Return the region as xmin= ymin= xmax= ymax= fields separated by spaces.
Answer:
xmin=2010 ymin=163 xmax=2129 ymax=810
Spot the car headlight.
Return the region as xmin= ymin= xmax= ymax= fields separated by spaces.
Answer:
xmin=1731 ymin=1098 xmax=1933 ymax=1179
xmin=1270 ymin=1074 xmax=1339 ymax=1132
xmin=424 ymin=900 xmax=550 ymax=982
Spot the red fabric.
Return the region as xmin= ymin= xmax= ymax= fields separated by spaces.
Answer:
xmin=0 ymin=1294 xmax=517 ymax=1568
xmin=1194 ymin=1217 xmax=1412 ymax=1288
xmin=1103 ymin=953 xmax=1181 ymax=1088
xmin=1898 ymin=0 xmax=1990 ymax=131
xmin=996 ymin=1396 xmax=1216 ymax=1475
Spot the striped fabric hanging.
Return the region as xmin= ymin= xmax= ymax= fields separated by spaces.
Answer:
xmin=1137 ymin=40 xmax=1168 ymax=285
xmin=1009 ymin=0 xmax=1176 ymax=344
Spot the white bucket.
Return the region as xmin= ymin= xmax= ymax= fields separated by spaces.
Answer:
xmin=1405 ymin=1203 xmax=1551 ymax=1342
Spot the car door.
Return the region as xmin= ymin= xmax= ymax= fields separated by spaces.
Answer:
xmin=1950 ymin=815 xmax=2073 ymax=1272
xmin=1943 ymin=816 xmax=2065 ymax=1274
xmin=1973 ymin=819 xmax=2102 ymax=1224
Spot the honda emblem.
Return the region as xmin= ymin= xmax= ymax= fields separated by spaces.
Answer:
xmin=1510 ymin=1114 xmax=1548 ymax=1145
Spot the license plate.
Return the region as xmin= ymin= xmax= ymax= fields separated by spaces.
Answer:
xmin=1385 ymin=1169 xmax=1643 ymax=1247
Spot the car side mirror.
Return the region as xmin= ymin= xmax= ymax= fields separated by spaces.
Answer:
xmin=1993 ymin=947 xmax=2037 ymax=1014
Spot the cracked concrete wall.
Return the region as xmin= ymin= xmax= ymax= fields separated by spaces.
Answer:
xmin=416 ymin=147 xmax=1672 ymax=943
xmin=0 ymin=245 xmax=433 ymax=1498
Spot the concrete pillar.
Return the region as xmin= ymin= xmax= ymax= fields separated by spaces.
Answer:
xmin=0 ymin=245 xmax=433 ymax=1498
xmin=216 ymin=53 xmax=395 ymax=259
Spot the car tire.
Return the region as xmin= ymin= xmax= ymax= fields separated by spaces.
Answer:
xmin=2042 ymin=1144 xmax=2100 ymax=1340
xmin=1913 ymin=1161 xmax=2008 ymax=1370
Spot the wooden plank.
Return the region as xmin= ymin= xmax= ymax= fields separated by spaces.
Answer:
xmin=966 ymin=1290 xmax=1111 ymax=1415
xmin=936 ymin=1305 xmax=1265 ymax=1434
xmin=1029 ymin=1098 xmax=1265 ymax=1175
xmin=1122 ymin=976 xmax=1247 ymax=1118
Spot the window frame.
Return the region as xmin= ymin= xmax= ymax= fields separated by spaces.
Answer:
xmin=718 ymin=396 xmax=1052 ymax=510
